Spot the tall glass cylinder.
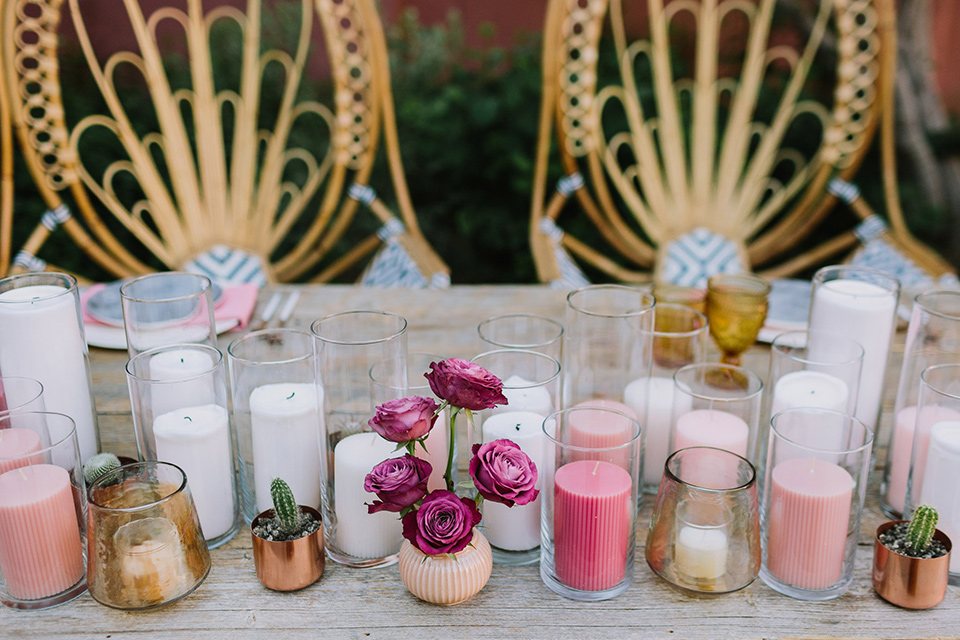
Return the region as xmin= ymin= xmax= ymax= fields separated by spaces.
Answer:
xmin=126 ymin=344 xmax=238 ymax=548
xmin=807 ymin=265 xmax=899 ymax=433
xmin=120 ymin=272 xmax=217 ymax=358
xmin=0 ymin=412 xmax=87 ymax=610
xmin=903 ymin=363 xmax=960 ymax=583
xmin=0 ymin=377 xmax=45 ymax=420
xmin=646 ymin=447 xmax=760 ymax=594
xmin=312 ymin=311 xmax=408 ymax=568
xmin=882 ymin=291 xmax=960 ymax=518
xmin=470 ymin=349 xmax=561 ymax=565
xmin=0 ymin=272 xmax=99 ymax=463
xmin=226 ymin=329 xmax=322 ymax=524
xmin=622 ymin=303 xmax=707 ymax=492
xmin=477 ymin=313 xmax=564 ymax=362
xmin=540 ymin=406 xmax=641 ymax=601
xmin=760 ymin=408 xmax=872 ymax=600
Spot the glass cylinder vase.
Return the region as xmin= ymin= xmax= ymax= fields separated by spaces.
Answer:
xmin=0 ymin=272 xmax=99 ymax=463
xmin=120 ymin=272 xmax=217 ymax=358
xmin=126 ymin=344 xmax=239 ymax=548
xmin=882 ymin=291 xmax=960 ymax=518
xmin=0 ymin=377 xmax=45 ymax=421
xmin=312 ymin=311 xmax=408 ymax=568
xmin=0 ymin=412 xmax=87 ymax=610
xmin=477 ymin=313 xmax=564 ymax=362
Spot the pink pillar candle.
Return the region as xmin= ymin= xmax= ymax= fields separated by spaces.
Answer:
xmin=885 ymin=404 xmax=960 ymax=514
xmin=568 ymin=400 xmax=637 ymax=469
xmin=766 ymin=458 xmax=853 ymax=590
xmin=0 ymin=428 xmax=43 ymax=475
xmin=673 ymin=410 xmax=749 ymax=488
xmin=0 ymin=465 xmax=84 ymax=600
xmin=554 ymin=460 xmax=632 ymax=591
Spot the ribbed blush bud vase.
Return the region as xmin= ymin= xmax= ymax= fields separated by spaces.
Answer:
xmin=398 ymin=530 xmax=493 ymax=605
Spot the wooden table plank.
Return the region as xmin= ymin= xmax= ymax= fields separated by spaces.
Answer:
xmin=6 ymin=285 xmax=955 ymax=640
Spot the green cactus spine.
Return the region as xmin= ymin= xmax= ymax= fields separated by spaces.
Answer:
xmin=83 ymin=453 xmax=121 ymax=485
xmin=906 ymin=505 xmax=939 ymax=552
xmin=270 ymin=477 xmax=302 ymax=535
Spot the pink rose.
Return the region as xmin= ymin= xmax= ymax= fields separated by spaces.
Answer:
xmin=469 ymin=439 xmax=539 ymax=507
xmin=364 ymin=454 xmax=431 ymax=514
xmin=368 ymin=396 xmax=439 ymax=443
xmin=401 ymin=490 xmax=481 ymax=555
xmin=425 ymin=358 xmax=508 ymax=411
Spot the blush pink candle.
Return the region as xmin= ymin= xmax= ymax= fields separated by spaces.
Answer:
xmin=884 ymin=404 xmax=960 ymax=514
xmin=673 ymin=410 xmax=749 ymax=488
xmin=568 ymin=400 xmax=637 ymax=469
xmin=766 ymin=458 xmax=853 ymax=590
xmin=0 ymin=429 xmax=43 ymax=475
xmin=0 ymin=464 xmax=84 ymax=600
xmin=554 ymin=460 xmax=632 ymax=591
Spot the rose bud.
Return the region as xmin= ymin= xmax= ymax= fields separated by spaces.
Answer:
xmin=364 ymin=454 xmax=431 ymax=513
xmin=368 ymin=396 xmax=439 ymax=443
xmin=425 ymin=358 xmax=508 ymax=411
xmin=469 ymin=439 xmax=539 ymax=507
xmin=401 ymin=490 xmax=481 ymax=555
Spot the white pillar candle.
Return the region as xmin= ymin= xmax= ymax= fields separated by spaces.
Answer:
xmin=919 ymin=421 xmax=960 ymax=574
xmin=674 ymin=526 xmax=728 ymax=580
xmin=0 ymin=285 xmax=97 ymax=461
xmin=153 ymin=404 xmax=235 ymax=539
xmin=624 ymin=376 xmax=693 ymax=485
xmin=334 ymin=432 xmax=404 ymax=558
xmin=771 ymin=371 xmax=848 ymax=415
xmin=148 ymin=349 xmax=216 ymax=417
xmin=494 ymin=375 xmax=554 ymax=416
xmin=250 ymin=383 xmax=323 ymax=513
xmin=808 ymin=279 xmax=896 ymax=431
xmin=480 ymin=410 xmax=546 ymax=551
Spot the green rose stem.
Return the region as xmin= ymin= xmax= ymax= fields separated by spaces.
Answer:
xmin=445 ymin=405 xmax=460 ymax=492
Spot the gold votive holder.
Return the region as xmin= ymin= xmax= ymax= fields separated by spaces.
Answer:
xmin=87 ymin=462 xmax=210 ymax=610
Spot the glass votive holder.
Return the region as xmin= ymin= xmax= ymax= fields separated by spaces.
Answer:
xmin=0 ymin=412 xmax=86 ymax=610
xmin=652 ymin=282 xmax=707 ymax=314
xmin=670 ymin=364 xmax=762 ymax=487
xmin=760 ymin=408 xmax=872 ymax=600
xmin=126 ymin=344 xmax=239 ymax=548
xmin=622 ymin=303 xmax=708 ymax=493
xmin=883 ymin=291 xmax=960 ymax=518
xmin=312 ymin=310 xmax=408 ymax=568
xmin=477 ymin=313 xmax=564 ymax=362
xmin=540 ymin=406 xmax=641 ymax=601
xmin=0 ymin=376 xmax=45 ymax=420
xmin=120 ymin=272 xmax=217 ymax=358
xmin=226 ymin=329 xmax=322 ymax=524
xmin=470 ymin=349 xmax=561 ymax=565
xmin=0 ymin=272 xmax=99 ymax=463
xmin=903 ymin=363 xmax=960 ymax=583
xmin=562 ymin=284 xmax=655 ymax=409
xmin=646 ymin=447 xmax=760 ymax=595
xmin=807 ymin=265 xmax=899 ymax=434
xmin=87 ymin=461 xmax=210 ymax=610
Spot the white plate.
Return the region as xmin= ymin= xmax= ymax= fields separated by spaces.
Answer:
xmin=84 ymin=318 xmax=240 ymax=350
xmin=86 ymin=279 xmax=224 ymax=328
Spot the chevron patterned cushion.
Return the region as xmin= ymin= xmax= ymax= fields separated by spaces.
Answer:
xmin=359 ymin=237 xmax=432 ymax=288
xmin=659 ymin=228 xmax=744 ymax=288
xmin=184 ymin=245 xmax=267 ymax=287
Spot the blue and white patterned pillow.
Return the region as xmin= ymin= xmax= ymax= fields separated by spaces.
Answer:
xmin=659 ymin=228 xmax=744 ymax=288
xmin=184 ymin=245 xmax=267 ymax=287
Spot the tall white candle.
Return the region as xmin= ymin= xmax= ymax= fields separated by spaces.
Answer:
xmin=674 ymin=526 xmax=728 ymax=580
xmin=148 ymin=349 xmax=216 ymax=417
xmin=250 ymin=383 xmax=323 ymax=513
xmin=494 ymin=375 xmax=554 ymax=416
xmin=480 ymin=410 xmax=545 ymax=551
xmin=153 ymin=404 xmax=235 ymax=539
xmin=335 ymin=432 xmax=403 ymax=558
xmin=919 ymin=421 xmax=960 ymax=574
xmin=624 ymin=376 xmax=692 ymax=484
xmin=808 ymin=279 xmax=896 ymax=431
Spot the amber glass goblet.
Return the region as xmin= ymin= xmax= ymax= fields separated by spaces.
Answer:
xmin=705 ymin=274 xmax=770 ymax=366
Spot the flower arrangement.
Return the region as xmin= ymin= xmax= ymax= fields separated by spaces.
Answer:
xmin=364 ymin=358 xmax=539 ymax=558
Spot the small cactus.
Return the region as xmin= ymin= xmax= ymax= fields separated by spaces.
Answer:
xmin=83 ymin=453 xmax=121 ymax=485
xmin=906 ymin=505 xmax=939 ymax=553
xmin=270 ymin=477 xmax=302 ymax=535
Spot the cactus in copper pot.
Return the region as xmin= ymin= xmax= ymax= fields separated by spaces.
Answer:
xmin=83 ymin=452 xmax=121 ymax=485
xmin=906 ymin=505 xmax=939 ymax=553
xmin=271 ymin=477 xmax=303 ymax=536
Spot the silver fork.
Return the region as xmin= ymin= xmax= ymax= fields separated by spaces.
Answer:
xmin=250 ymin=292 xmax=283 ymax=332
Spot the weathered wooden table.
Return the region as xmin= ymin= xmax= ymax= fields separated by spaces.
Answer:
xmin=7 ymin=285 xmax=957 ymax=639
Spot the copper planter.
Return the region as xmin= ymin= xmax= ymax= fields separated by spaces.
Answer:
xmin=872 ymin=521 xmax=951 ymax=609
xmin=251 ymin=506 xmax=325 ymax=591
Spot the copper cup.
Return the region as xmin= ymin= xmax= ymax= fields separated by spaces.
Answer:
xmin=251 ymin=506 xmax=325 ymax=591
xmin=872 ymin=521 xmax=951 ymax=609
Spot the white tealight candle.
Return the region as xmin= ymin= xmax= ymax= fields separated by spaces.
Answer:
xmin=919 ymin=421 xmax=960 ymax=574
xmin=334 ymin=432 xmax=404 ymax=558
xmin=153 ymin=404 xmax=235 ymax=539
xmin=480 ymin=410 xmax=546 ymax=552
xmin=674 ymin=526 xmax=728 ymax=580
xmin=624 ymin=376 xmax=692 ymax=485
xmin=494 ymin=375 xmax=554 ymax=416
xmin=148 ymin=349 xmax=216 ymax=417
xmin=250 ymin=383 xmax=323 ymax=513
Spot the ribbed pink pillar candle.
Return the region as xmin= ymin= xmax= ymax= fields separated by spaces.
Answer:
xmin=766 ymin=458 xmax=853 ymax=590
xmin=554 ymin=460 xmax=632 ymax=591
xmin=0 ymin=429 xmax=43 ymax=475
xmin=0 ymin=465 xmax=84 ymax=600
xmin=568 ymin=400 xmax=636 ymax=468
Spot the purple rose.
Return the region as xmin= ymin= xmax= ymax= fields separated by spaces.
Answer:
xmin=425 ymin=358 xmax=508 ymax=411
xmin=469 ymin=439 xmax=539 ymax=507
xmin=368 ymin=396 xmax=439 ymax=443
xmin=364 ymin=455 xmax=431 ymax=514
xmin=401 ymin=490 xmax=481 ymax=555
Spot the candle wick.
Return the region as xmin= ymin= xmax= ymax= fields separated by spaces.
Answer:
xmin=180 ymin=358 xmax=184 ymax=364
xmin=17 ymin=468 xmax=27 ymax=481
xmin=183 ymin=416 xmax=193 ymax=422
xmin=515 ymin=423 xmax=521 ymax=431
xmin=592 ymin=461 xmax=600 ymax=476
xmin=287 ymin=392 xmax=295 ymax=400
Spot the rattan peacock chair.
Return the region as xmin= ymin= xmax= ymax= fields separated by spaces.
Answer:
xmin=529 ymin=0 xmax=953 ymax=289
xmin=0 ymin=0 xmax=448 ymax=286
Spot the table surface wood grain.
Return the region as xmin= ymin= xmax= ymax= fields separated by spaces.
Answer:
xmin=6 ymin=285 xmax=957 ymax=640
